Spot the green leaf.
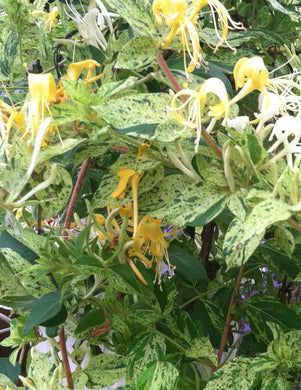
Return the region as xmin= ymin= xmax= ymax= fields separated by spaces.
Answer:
xmin=136 ymin=361 xmax=179 ymax=390
xmin=204 ymin=357 xmax=258 ymax=390
xmin=75 ymin=309 xmax=106 ymax=335
xmin=116 ymin=36 xmax=158 ymax=70
xmin=223 ymin=198 xmax=292 ymax=269
xmin=0 ymin=358 xmax=20 ymax=384
xmin=74 ymin=255 xmax=103 ymax=269
xmin=247 ymin=134 xmax=263 ymax=165
xmin=0 ymin=230 xmax=38 ymax=264
xmin=266 ymin=0 xmax=293 ymax=14
xmin=85 ymin=354 xmax=126 ymax=389
xmin=23 ymin=290 xmax=61 ymax=335
xmin=245 ymin=294 xmax=301 ymax=343
xmin=92 ymin=93 xmax=172 ymax=134
xmin=168 ymin=244 xmax=207 ymax=281
xmin=0 ymin=373 xmax=18 ymax=389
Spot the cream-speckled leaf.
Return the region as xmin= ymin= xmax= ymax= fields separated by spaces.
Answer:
xmin=27 ymin=349 xmax=54 ymax=390
xmin=0 ymin=373 xmax=18 ymax=389
xmin=96 ymin=76 xmax=138 ymax=103
xmin=195 ymin=154 xmax=228 ymax=187
xmin=140 ymin=176 xmax=227 ymax=226
xmin=85 ymin=354 xmax=126 ymax=389
xmin=39 ymin=138 xmax=84 ymax=164
xmin=186 ymin=338 xmax=217 ymax=366
xmin=73 ymin=372 xmax=89 ymax=389
xmin=92 ymin=93 xmax=171 ymax=134
xmin=104 ymin=0 xmax=159 ymax=39
xmin=274 ymin=226 xmax=295 ymax=257
xmin=227 ymin=195 xmax=246 ymax=220
xmin=1 ymin=248 xmax=55 ymax=298
xmin=137 ymin=361 xmax=179 ymax=390
xmin=0 ymin=252 xmax=27 ymax=299
xmin=116 ymin=36 xmax=158 ymax=70
xmin=127 ymin=332 xmax=166 ymax=380
xmin=204 ymin=357 xmax=256 ymax=390
xmin=223 ymin=198 xmax=292 ymax=269
xmin=31 ymin=164 xmax=73 ymax=219
xmin=152 ymin=119 xmax=190 ymax=143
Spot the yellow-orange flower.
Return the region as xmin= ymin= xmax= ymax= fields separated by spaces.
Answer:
xmin=153 ymin=0 xmax=205 ymax=77
xmin=32 ymin=6 xmax=59 ymax=32
xmin=66 ymin=60 xmax=102 ymax=84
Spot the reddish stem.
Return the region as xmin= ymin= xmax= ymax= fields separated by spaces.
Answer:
xmin=59 ymin=327 xmax=74 ymax=389
xmin=62 ymin=158 xmax=91 ymax=237
xmin=287 ymin=217 xmax=301 ymax=233
xmin=157 ymin=53 xmax=187 ymax=102
xmin=217 ymin=265 xmax=245 ymax=366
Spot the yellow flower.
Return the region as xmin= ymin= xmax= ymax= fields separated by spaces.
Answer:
xmin=190 ymin=0 xmax=245 ymax=52
xmin=169 ymin=77 xmax=229 ymax=151
xmin=129 ymin=215 xmax=171 ymax=284
xmin=32 ymin=6 xmax=59 ymax=32
xmin=152 ymin=0 xmax=205 ymax=77
xmin=110 ymin=166 xmax=144 ymax=236
xmin=27 ymin=73 xmax=57 ymax=144
xmin=66 ymin=60 xmax=102 ymax=84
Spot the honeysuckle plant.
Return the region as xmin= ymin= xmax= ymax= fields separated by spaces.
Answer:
xmin=1 ymin=0 xmax=301 ymax=389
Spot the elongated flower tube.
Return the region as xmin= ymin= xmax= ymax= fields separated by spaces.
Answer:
xmin=65 ymin=0 xmax=119 ymax=51
xmin=153 ymin=0 xmax=205 ymax=77
xmin=27 ymin=73 xmax=57 ymax=144
xmin=66 ymin=59 xmax=101 ymax=83
xmin=129 ymin=215 xmax=172 ymax=285
xmin=169 ymin=77 xmax=229 ymax=152
xmin=190 ymin=0 xmax=245 ymax=52
xmin=32 ymin=6 xmax=59 ymax=32
xmin=268 ymin=115 xmax=301 ymax=169
xmin=110 ymin=166 xmax=144 ymax=236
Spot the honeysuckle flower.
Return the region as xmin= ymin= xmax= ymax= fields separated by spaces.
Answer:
xmin=152 ymin=0 xmax=205 ymax=78
xmin=27 ymin=73 xmax=57 ymax=145
xmin=169 ymin=77 xmax=229 ymax=152
xmin=267 ymin=115 xmax=301 ymax=169
xmin=32 ymin=6 xmax=58 ymax=32
xmin=129 ymin=215 xmax=173 ymax=285
xmin=110 ymin=166 xmax=144 ymax=236
xmin=231 ymin=57 xmax=301 ymax=111
xmin=65 ymin=59 xmax=102 ymax=84
xmin=190 ymin=0 xmax=245 ymax=52
xmin=226 ymin=116 xmax=249 ymax=132
xmin=65 ymin=0 xmax=119 ymax=51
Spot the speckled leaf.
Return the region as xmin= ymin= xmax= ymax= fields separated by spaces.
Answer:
xmin=92 ymin=153 xmax=163 ymax=209
xmin=0 ymin=248 xmax=55 ymax=298
xmin=0 ymin=252 xmax=27 ymax=300
xmin=85 ymin=354 xmax=126 ymax=389
xmin=136 ymin=361 xmax=179 ymax=390
xmin=27 ymin=349 xmax=54 ymax=390
xmin=39 ymin=138 xmax=84 ymax=164
xmin=152 ymin=119 xmax=188 ymax=142
xmin=140 ymin=176 xmax=227 ymax=226
xmin=129 ymin=301 xmax=162 ymax=326
xmin=127 ymin=332 xmax=166 ymax=380
xmin=92 ymin=93 xmax=171 ymax=134
xmin=105 ymin=0 xmax=158 ymax=39
xmin=195 ymin=154 xmax=228 ymax=187
xmin=223 ymin=198 xmax=292 ymax=269
xmin=186 ymin=338 xmax=217 ymax=366
xmin=0 ymin=373 xmax=18 ymax=389
xmin=245 ymin=295 xmax=301 ymax=343
xmin=116 ymin=36 xmax=158 ymax=70
xmin=227 ymin=196 xmax=246 ymax=220
xmin=0 ymin=28 xmax=18 ymax=77
xmin=31 ymin=164 xmax=73 ymax=219
xmin=96 ymin=76 xmax=138 ymax=103
xmin=204 ymin=357 xmax=257 ymax=390
xmin=274 ymin=226 xmax=295 ymax=257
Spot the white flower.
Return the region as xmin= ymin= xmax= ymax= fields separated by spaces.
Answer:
xmin=268 ymin=114 xmax=301 ymax=169
xmin=65 ymin=0 xmax=119 ymax=51
xmin=226 ymin=116 xmax=249 ymax=132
